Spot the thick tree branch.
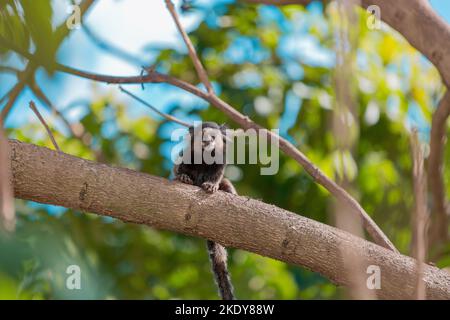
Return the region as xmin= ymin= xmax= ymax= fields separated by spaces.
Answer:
xmin=244 ymin=0 xmax=450 ymax=87
xmin=7 ymin=139 xmax=450 ymax=299
xmin=428 ymin=91 xmax=450 ymax=247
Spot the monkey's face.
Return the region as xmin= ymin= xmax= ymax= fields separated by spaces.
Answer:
xmin=186 ymin=123 xmax=227 ymax=163
xmin=201 ymin=127 xmax=224 ymax=152
xmin=191 ymin=127 xmax=224 ymax=154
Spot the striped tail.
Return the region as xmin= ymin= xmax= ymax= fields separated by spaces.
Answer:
xmin=207 ymin=240 xmax=234 ymax=300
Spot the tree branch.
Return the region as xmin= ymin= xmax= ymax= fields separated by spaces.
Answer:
xmin=7 ymin=139 xmax=450 ymax=299
xmin=428 ymin=91 xmax=450 ymax=247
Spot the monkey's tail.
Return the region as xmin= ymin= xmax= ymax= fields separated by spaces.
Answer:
xmin=206 ymin=177 xmax=237 ymax=300
xmin=206 ymin=240 xmax=235 ymax=300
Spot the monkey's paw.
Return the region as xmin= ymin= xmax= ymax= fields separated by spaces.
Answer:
xmin=177 ymin=174 xmax=193 ymax=185
xmin=202 ymin=182 xmax=219 ymax=193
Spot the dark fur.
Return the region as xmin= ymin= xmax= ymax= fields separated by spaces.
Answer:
xmin=174 ymin=122 xmax=235 ymax=300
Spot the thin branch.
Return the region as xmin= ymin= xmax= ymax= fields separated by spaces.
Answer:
xmin=410 ymin=129 xmax=429 ymax=300
xmin=428 ymin=91 xmax=450 ymax=248
xmin=29 ymin=101 xmax=61 ymax=152
xmin=164 ymin=0 xmax=214 ymax=94
xmin=0 ymin=66 xmax=20 ymax=74
xmin=8 ymin=139 xmax=450 ymax=299
xmin=119 ymin=86 xmax=191 ymax=127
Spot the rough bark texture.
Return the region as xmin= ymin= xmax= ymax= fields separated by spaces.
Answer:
xmin=8 ymin=139 xmax=450 ymax=299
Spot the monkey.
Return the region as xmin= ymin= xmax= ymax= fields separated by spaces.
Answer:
xmin=173 ymin=121 xmax=235 ymax=300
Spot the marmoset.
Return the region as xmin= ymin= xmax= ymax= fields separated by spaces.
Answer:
xmin=173 ymin=121 xmax=235 ymax=300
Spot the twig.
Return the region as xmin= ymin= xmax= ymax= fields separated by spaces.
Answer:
xmin=428 ymin=91 xmax=450 ymax=249
xmin=410 ymin=129 xmax=429 ymax=300
xmin=29 ymin=101 xmax=61 ymax=152
xmin=2 ymin=39 xmax=398 ymax=252
xmin=119 ymin=86 xmax=191 ymax=127
xmin=164 ymin=0 xmax=214 ymax=94
xmin=0 ymin=66 xmax=20 ymax=74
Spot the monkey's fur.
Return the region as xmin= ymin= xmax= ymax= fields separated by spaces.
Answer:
xmin=173 ymin=122 xmax=235 ymax=300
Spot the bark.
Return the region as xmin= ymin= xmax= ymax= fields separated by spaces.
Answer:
xmin=8 ymin=139 xmax=450 ymax=299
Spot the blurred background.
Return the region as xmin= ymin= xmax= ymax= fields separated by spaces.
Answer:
xmin=0 ymin=0 xmax=449 ymax=299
